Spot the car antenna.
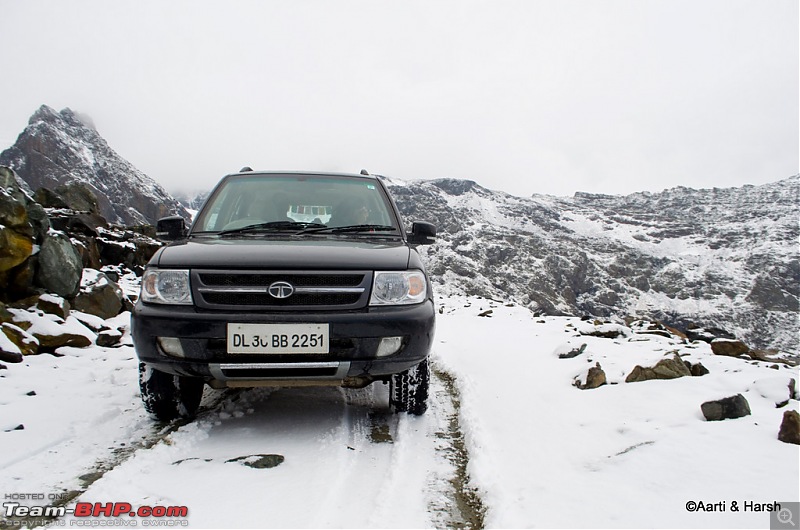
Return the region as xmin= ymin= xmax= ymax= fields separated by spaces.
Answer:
xmin=360 ymin=169 xmax=369 ymax=175
xmin=240 ymin=166 xmax=253 ymax=172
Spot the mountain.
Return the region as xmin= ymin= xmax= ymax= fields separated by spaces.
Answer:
xmin=385 ymin=175 xmax=799 ymax=353
xmin=2 ymin=105 xmax=795 ymax=352
xmin=0 ymin=105 xmax=189 ymax=226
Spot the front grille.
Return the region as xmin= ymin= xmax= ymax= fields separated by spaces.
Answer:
xmin=199 ymin=273 xmax=364 ymax=288
xmin=203 ymin=292 xmax=362 ymax=306
xmin=192 ymin=270 xmax=371 ymax=310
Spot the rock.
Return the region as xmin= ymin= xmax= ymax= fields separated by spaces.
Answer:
xmin=0 ymin=302 xmax=12 ymax=323
xmin=4 ymin=254 xmax=39 ymax=300
xmin=2 ymin=323 xmax=39 ymax=356
xmin=25 ymin=201 xmax=50 ymax=242
xmin=558 ymin=343 xmax=588 ymax=359
xmin=37 ymin=294 xmax=71 ymax=319
xmin=477 ymin=309 xmax=493 ymax=317
xmin=96 ymin=231 xmax=162 ymax=270
xmin=69 ymin=234 xmax=103 ymax=269
xmin=689 ymin=362 xmax=710 ymax=377
xmin=0 ymin=188 xmax=29 ymax=230
xmin=54 ymin=182 xmax=100 ymax=214
xmin=710 ymin=339 xmax=750 ymax=358
xmin=226 ymin=454 xmax=285 ymax=469
xmin=34 ymin=187 xmax=70 ymax=209
xmin=33 ymin=329 xmax=92 ymax=351
xmin=629 ymin=319 xmax=672 ymax=338
xmin=72 ymin=269 xmax=123 ymax=319
xmin=701 ymin=394 xmax=751 ymax=421
xmin=626 ymin=353 xmax=692 ymax=383
xmin=778 ymin=410 xmax=800 ymax=445
xmin=66 ymin=212 xmax=108 ymax=237
xmin=579 ymin=323 xmax=628 ymax=339
xmin=0 ymin=224 xmax=33 ymax=273
xmin=576 ymin=362 xmax=607 ymax=389
xmin=749 ymin=377 xmax=797 ymax=408
xmin=0 ymin=340 xmax=23 ymax=363
xmin=685 ymin=325 xmax=736 ymax=343
xmin=34 ymin=231 xmax=82 ymax=297
xmin=96 ymin=329 xmax=122 ymax=347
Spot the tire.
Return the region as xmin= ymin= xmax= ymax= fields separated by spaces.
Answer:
xmin=138 ymin=362 xmax=204 ymax=421
xmin=389 ymin=358 xmax=429 ymax=415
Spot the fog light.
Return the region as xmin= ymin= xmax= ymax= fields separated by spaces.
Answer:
xmin=157 ymin=337 xmax=185 ymax=358
xmin=376 ymin=336 xmax=403 ymax=357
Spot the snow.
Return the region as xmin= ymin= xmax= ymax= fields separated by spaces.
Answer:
xmin=0 ymin=296 xmax=797 ymax=528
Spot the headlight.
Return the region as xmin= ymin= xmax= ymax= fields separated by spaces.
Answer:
xmin=370 ymin=270 xmax=427 ymax=306
xmin=141 ymin=269 xmax=192 ymax=305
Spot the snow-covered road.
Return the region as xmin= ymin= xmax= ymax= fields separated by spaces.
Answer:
xmin=1 ymin=296 xmax=797 ymax=529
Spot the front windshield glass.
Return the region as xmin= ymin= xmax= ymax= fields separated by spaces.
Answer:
xmin=192 ymin=174 xmax=399 ymax=234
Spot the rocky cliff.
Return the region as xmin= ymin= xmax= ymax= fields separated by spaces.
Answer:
xmin=0 ymin=106 xmax=189 ymax=226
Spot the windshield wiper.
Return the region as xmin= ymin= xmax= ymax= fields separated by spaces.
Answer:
xmin=295 ymin=224 xmax=398 ymax=235
xmin=218 ymin=221 xmax=326 ymax=237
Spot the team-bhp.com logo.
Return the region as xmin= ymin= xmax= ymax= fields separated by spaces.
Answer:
xmin=3 ymin=501 xmax=188 ymax=524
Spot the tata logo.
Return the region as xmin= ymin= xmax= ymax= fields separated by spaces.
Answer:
xmin=267 ymin=281 xmax=295 ymax=299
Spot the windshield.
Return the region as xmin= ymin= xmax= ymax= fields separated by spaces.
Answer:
xmin=192 ymin=174 xmax=400 ymax=234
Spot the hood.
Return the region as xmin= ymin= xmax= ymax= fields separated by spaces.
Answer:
xmin=154 ymin=237 xmax=411 ymax=270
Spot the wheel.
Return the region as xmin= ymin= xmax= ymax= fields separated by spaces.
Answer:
xmin=389 ymin=358 xmax=429 ymax=415
xmin=138 ymin=362 xmax=204 ymax=421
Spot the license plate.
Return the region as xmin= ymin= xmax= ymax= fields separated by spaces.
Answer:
xmin=227 ymin=323 xmax=329 ymax=354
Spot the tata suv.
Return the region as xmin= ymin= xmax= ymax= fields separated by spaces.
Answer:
xmin=131 ymin=170 xmax=436 ymax=420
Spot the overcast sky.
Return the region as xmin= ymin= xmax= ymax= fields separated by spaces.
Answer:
xmin=1 ymin=0 xmax=797 ymax=198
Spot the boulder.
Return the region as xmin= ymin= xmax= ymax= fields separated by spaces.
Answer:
xmin=34 ymin=231 xmax=82 ymax=298
xmin=626 ymin=353 xmax=692 ymax=383
xmin=0 ymin=225 xmax=33 ymax=273
xmin=54 ymin=181 xmax=100 ymax=214
xmin=34 ymin=187 xmax=69 ymax=209
xmin=700 ymin=394 xmax=751 ymax=421
xmin=689 ymin=362 xmax=710 ymax=377
xmin=0 ymin=302 xmax=12 ymax=323
xmin=778 ymin=410 xmax=800 ymax=445
xmin=575 ymin=362 xmax=607 ymax=390
xmin=96 ymin=329 xmax=123 ymax=347
xmin=710 ymin=339 xmax=750 ymax=357
xmin=579 ymin=323 xmax=628 ymax=339
xmin=73 ymin=269 xmax=124 ymax=319
xmin=749 ymin=377 xmax=797 ymax=408
xmin=1 ymin=322 xmax=39 ymax=356
xmin=685 ymin=325 xmax=736 ymax=343
xmin=0 ymin=189 xmax=29 ymax=231
xmin=4 ymin=254 xmax=38 ymax=300
xmin=37 ymin=294 xmax=71 ymax=319
xmin=557 ymin=343 xmax=587 ymax=359
xmin=25 ymin=201 xmax=50 ymax=242
xmin=31 ymin=319 xmax=92 ymax=350
xmin=0 ymin=327 xmax=24 ymax=363
xmin=629 ymin=319 xmax=672 ymax=338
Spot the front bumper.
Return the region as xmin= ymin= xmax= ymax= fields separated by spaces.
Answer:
xmin=131 ymin=300 xmax=435 ymax=386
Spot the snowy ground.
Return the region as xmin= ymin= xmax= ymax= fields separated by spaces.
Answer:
xmin=0 ymin=295 xmax=797 ymax=529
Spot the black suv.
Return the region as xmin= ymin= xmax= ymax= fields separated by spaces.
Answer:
xmin=131 ymin=170 xmax=436 ymax=420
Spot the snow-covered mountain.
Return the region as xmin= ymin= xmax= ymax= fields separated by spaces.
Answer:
xmin=1 ymin=106 xmax=795 ymax=352
xmin=386 ymin=176 xmax=799 ymax=353
xmin=0 ymin=106 xmax=189 ymax=225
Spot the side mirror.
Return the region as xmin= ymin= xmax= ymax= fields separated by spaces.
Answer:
xmin=156 ymin=216 xmax=187 ymax=240
xmin=408 ymin=221 xmax=436 ymax=245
